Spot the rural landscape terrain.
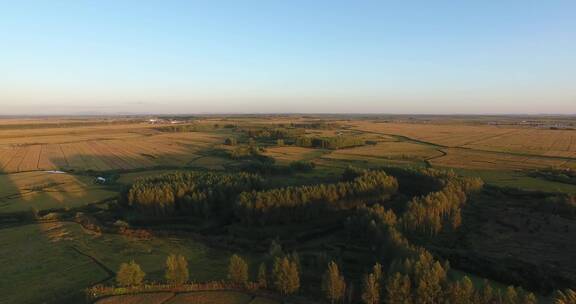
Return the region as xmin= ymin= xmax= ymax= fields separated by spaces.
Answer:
xmin=1 ymin=114 xmax=575 ymax=304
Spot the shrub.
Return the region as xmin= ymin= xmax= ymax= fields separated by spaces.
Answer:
xmin=116 ymin=260 xmax=145 ymax=287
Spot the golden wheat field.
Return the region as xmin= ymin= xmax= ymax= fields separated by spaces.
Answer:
xmin=352 ymin=121 xmax=576 ymax=158
xmin=1 ymin=117 xmax=575 ymax=175
xmin=0 ymin=124 xmax=226 ymax=173
xmin=429 ymin=148 xmax=573 ymax=170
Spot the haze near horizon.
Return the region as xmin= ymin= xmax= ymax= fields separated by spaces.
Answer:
xmin=1 ymin=0 xmax=574 ymax=115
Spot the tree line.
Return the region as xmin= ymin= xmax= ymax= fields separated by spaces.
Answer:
xmin=342 ymin=168 xmax=548 ymax=304
xmin=112 ymin=246 xmax=576 ymax=303
xmin=124 ymin=169 xmax=398 ymax=225
xmin=235 ymin=170 xmax=399 ymax=225
xmin=233 ymin=160 xmax=316 ymax=176
xmin=240 ymin=127 xmax=305 ymax=140
xmin=400 ymin=169 xmax=484 ymax=236
xmin=125 ymin=172 xmax=264 ymax=218
xmin=295 ymin=136 xmax=366 ymax=150
xmin=345 ymin=204 xmax=544 ymax=304
xmin=114 ymin=249 xmax=301 ymax=296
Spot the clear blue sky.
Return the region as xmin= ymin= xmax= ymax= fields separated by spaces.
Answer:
xmin=1 ymin=0 xmax=574 ymax=114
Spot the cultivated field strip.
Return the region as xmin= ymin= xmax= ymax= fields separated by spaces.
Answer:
xmin=429 ymin=148 xmax=573 ymax=170
xmin=353 ymin=122 xmax=576 ymax=159
xmin=0 ymin=148 xmax=13 ymax=172
xmin=4 ymin=146 xmax=27 ymax=173
xmin=0 ymin=130 xmax=223 ymax=173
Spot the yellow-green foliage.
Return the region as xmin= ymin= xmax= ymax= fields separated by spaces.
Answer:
xmin=361 ymin=273 xmax=380 ymax=304
xmin=165 ymin=254 xmax=189 ymax=285
xmin=272 ymin=256 xmax=300 ymax=295
xmin=385 ymin=272 xmax=412 ymax=304
xmin=227 ymin=254 xmax=249 ymax=285
xmin=236 ymin=170 xmax=398 ymax=225
xmin=116 ymin=260 xmax=145 ymax=287
xmin=554 ymin=289 xmax=576 ymax=304
xmin=402 ymin=169 xmax=484 ymax=235
xmin=322 ymin=261 xmax=346 ymax=303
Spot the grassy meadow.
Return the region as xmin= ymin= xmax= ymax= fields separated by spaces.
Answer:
xmin=0 ymin=222 xmax=235 ymax=304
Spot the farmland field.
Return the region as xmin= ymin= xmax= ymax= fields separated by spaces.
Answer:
xmin=0 ymin=120 xmax=234 ymax=171
xmin=352 ymin=121 xmax=576 ymax=161
xmin=1 ymin=115 xmax=576 ymax=304
xmin=0 ymin=171 xmax=115 ymax=213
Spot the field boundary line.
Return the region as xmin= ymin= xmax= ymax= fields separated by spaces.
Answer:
xmin=69 ymin=245 xmax=115 ymax=279
xmin=353 ymin=127 xmax=576 ymax=162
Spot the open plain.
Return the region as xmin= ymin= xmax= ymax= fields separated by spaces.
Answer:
xmin=1 ymin=115 xmax=575 ymax=304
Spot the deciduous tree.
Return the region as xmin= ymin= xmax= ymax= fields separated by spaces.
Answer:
xmin=116 ymin=260 xmax=145 ymax=287
xmin=273 ymin=256 xmax=300 ymax=295
xmin=322 ymin=261 xmax=346 ymax=303
xmin=385 ymin=272 xmax=412 ymax=304
xmin=228 ymin=254 xmax=249 ymax=285
xmin=165 ymin=254 xmax=189 ymax=285
xmin=257 ymin=262 xmax=268 ymax=289
xmin=554 ymin=289 xmax=576 ymax=304
xmin=361 ymin=273 xmax=380 ymax=304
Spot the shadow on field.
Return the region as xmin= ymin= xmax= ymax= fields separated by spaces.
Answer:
xmin=429 ymin=188 xmax=576 ymax=294
xmin=46 ymin=144 xmax=233 ymax=176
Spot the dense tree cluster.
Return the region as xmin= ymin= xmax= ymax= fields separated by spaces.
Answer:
xmin=113 ymin=165 xmax=570 ymax=303
xmin=241 ymin=127 xmax=305 ymax=139
xmin=235 ymin=160 xmax=315 ymax=176
xmin=347 ymin=203 xmax=417 ymax=261
xmin=126 ymin=172 xmax=264 ymax=217
xmin=345 ymin=168 xmax=544 ymax=303
xmin=401 ymin=169 xmax=484 ymax=235
xmin=384 ymin=251 xmax=538 ymax=304
xmin=235 ymin=170 xmax=399 ymax=225
xmin=295 ymin=136 xmax=365 ymax=149
xmin=289 ymin=122 xmax=338 ymax=129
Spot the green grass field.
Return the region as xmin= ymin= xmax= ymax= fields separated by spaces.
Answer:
xmin=0 ymin=171 xmax=116 ymax=214
xmin=0 ymin=222 xmax=235 ymax=304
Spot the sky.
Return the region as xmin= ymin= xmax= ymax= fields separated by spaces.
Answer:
xmin=0 ymin=0 xmax=575 ymax=115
